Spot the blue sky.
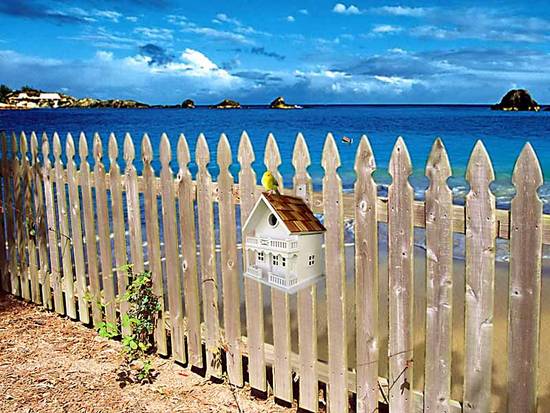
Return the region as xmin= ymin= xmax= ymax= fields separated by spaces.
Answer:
xmin=0 ymin=0 xmax=549 ymax=104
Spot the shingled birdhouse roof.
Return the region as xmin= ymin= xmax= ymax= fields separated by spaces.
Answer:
xmin=243 ymin=192 xmax=326 ymax=234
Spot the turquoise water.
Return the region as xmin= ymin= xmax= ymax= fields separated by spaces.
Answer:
xmin=1 ymin=105 xmax=549 ymax=210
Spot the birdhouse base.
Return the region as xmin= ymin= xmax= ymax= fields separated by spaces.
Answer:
xmin=243 ymin=270 xmax=324 ymax=294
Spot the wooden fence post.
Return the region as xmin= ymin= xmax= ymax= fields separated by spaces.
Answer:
xmin=388 ymin=137 xmax=414 ymax=413
xmin=354 ymin=135 xmax=379 ymax=413
xmin=176 ymin=133 xmax=202 ymax=368
xmin=108 ymin=134 xmax=130 ymax=336
xmin=42 ymin=134 xmax=64 ymax=314
xmin=322 ymin=133 xmax=348 ymax=413
xmin=292 ymin=132 xmax=318 ymax=412
xmin=217 ymin=133 xmax=244 ymax=386
xmin=196 ymin=133 xmax=222 ymax=378
xmin=0 ymin=132 xmax=8 ymax=293
xmin=463 ymin=141 xmax=496 ymax=413
xmin=238 ymin=131 xmax=266 ymax=392
xmin=66 ymin=134 xmax=89 ymax=323
xmin=53 ymin=133 xmax=76 ymax=317
xmin=94 ymin=134 xmax=117 ymax=325
xmin=142 ymin=134 xmax=168 ymax=355
xmin=31 ymin=132 xmax=50 ymax=308
xmin=159 ymin=133 xmax=186 ymax=363
xmin=13 ymin=133 xmax=26 ymax=299
xmin=424 ymin=138 xmax=453 ymax=413
xmin=80 ymin=133 xmax=102 ymax=326
xmin=508 ymin=143 xmax=543 ymax=413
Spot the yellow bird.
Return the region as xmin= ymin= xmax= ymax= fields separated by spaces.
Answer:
xmin=261 ymin=170 xmax=280 ymax=194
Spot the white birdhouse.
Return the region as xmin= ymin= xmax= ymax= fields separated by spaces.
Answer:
xmin=242 ymin=192 xmax=326 ymax=293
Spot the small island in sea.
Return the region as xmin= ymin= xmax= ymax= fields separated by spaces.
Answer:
xmin=491 ymin=89 xmax=541 ymax=111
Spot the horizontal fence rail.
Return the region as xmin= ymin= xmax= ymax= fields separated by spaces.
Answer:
xmin=0 ymin=130 xmax=547 ymax=413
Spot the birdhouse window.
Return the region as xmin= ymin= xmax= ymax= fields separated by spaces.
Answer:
xmin=272 ymin=255 xmax=279 ymax=266
xmin=308 ymin=255 xmax=315 ymax=266
xmin=257 ymin=251 xmax=264 ymax=262
xmin=272 ymin=255 xmax=286 ymax=267
xmin=268 ymin=213 xmax=278 ymax=228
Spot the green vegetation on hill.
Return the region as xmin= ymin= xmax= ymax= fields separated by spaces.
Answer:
xmin=0 ymin=84 xmax=12 ymax=103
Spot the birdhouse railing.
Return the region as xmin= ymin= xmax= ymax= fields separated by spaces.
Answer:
xmin=1 ymin=129 xmax=549 ymax=413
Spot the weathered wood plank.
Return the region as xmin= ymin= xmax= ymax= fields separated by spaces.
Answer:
xmin=66 ymin=134 xmax=89 ymax=323
xmin=53 ymin=133 xmax=76 ymax=317
xmin=141 ymin=134 xmax=168 ymax=355
xmin=124 ymin=134 xmax=145 ymax=277
xmin=322 ymin=133 xmax=348 ymax=412
xmin=463 ymin=141 xmax=496 ymax=413
xmin=292 ymin=132 xmax=318 ymax=412
xmin=0 ymin=133 xmax=9 ymax=293
xmin=238 ymin=131 xmax=266 ymax=391
xmin=196 ymin=134 xmax=222 ymax=378
xmin=176 ymin=134 xmax=202 ymax=368
xmin=159 ymin=134 xmax=185 ymax=363
xmin=265 ymin=133 xmax=293 ymax=403
xmin=424 ymin=138 xmax=453 ymax=413
xmin=42 ymin=135 xmax=64 ymax=314
xmin=31 ymin=132 xmax=50 ymax=308
xmin=108 ymin=134 xmax=130 ymax=336
xmin=94 ymin=134 xmax=116 ymax=325
xmin=80 ymin=133 xmax=102 ymax=326
xmin=14 ymin=133 xmax=29 ymax=299
xmin=507 ymin=143 xmax=543 ymax=413
xmin=217 ymin=133 xmax=243 ymax=386
xmin=354 ymin=135 xmax=379 ymax=413
xmin=388 ymin=137 xmax=414 ymax=413
xmin=21 ymin=133 xmax=40 ymax=303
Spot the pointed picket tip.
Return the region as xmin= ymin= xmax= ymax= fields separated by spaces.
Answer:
xmin=108 ymin=133 xmax=118 ymax=162
xmin=388 ymin=136 xmax=412 ymax=178
xmin=426 ymin=137 xmax=451 ymax=180
xmin=217 ymin=133 xmax=232 ymax=167
xmin=159 ymin=133 xmax=172 ymax=164
xmin=20 ymin=131 xmax=28 ymax=154
xmin=78 ymin=132 xmax=88 ymax=160
xmin=30 ymin=132 xmax=39 ymax=157
xmin=142 ymin=133 xmax=154 ymax=163
xmin=466 ymin=140 xmax=494 ymax=184
xmin=93 ymin=133 xmax=103 ymax=161
xmin=321 ymin=132 xmax=341 ymax=171
xmin=53 ymin=132 xmax=62 ymax=159
xmin=512 ymin=142 xmax=543 ymax=188
xmin=264 ymin=132 xmax=282 ymax=167
xmin=196 ymin=133 xmax=210 ymax=166
xmin=237 ymin=131 xmax=255 ymax=165
xmin=123 ymin=133 xmax=135 ymax=163
xmin=177 ymin=133 xmax=190 ymax=168
xmin=292 ymin=132 xmax=311 ymax=168
xmin=66 ymin=133 xmax=76 ymax=159
xmin=11 ymin=132 xmax=18 ymax=154
xmin=41 ymin=133 xmax=50 ymax=160
xmin=353 ymin=135 xmax=375 ymax=173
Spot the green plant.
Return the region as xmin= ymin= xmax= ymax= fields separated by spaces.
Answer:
xmin=0 ymin=84 xmax=11 ymax=103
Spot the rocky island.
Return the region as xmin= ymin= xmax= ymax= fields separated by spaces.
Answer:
xmin=491 ymin=89 xmax=541 ymax=111
xmin=210 ymin=99 xmax=241 ymax=109
xmin=181 ymin=99 xmax=195 ymax=109
xmin=269 ymin=96 xmax=301 ymax=109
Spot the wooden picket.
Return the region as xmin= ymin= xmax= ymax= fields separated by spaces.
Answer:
xmin=424 ymin=138 xmax=453 ymax=413
xmin=388 ymin=137 xmax=414 ymax=413
xmin=142 ymin=134 xmax=168 ymax=355
xmin=80 ymin=133 xmax=102 ymax=326
xmin=507 ymin=143 xmax=543 ymax=413
xmin=217 ymin=133 xmax=243 ymax=386
xmin=292 ymin=133 xmax=318 ymax=412
xmin=354 ymin=135 xmax=379 ymax=413
xmin=322 ymin=133 xmax=348 ymax=413
xmin=159 ymin=134 xmax=186 ymax=363
xmin=463 ymin=141 xmax=496 ymax=413
xmin=238 ymin=131 xmax=266 ymax=392
xmin=196 ymin=134 xmax=222 ymax=379
xmin=3 ymin=130 xmax=550 ymax=413
xmin=176 ymin=134 xmax=202 ymax=368
xmin=66 ymin=134 xmax=89 ymax=323
xmin=265 ymin=133 xmax=293 ymax=403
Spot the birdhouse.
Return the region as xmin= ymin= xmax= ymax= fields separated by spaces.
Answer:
xmin=242 ymin=192 xmax=326 ymax=293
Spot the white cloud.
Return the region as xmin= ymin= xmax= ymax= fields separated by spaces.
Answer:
xmin=96 ymin=51 xmax=113 ymax=61
xmin=372 ymin=24 xmax=403 ymax=34
xmin=94 ymin=10 xmax=123 ymax=23
xmin=299 ymin=9 xmax=309 ymax=15
xmin=214 ymin=13 xmax=242 ymax=26
xmin=126 ymin=16 xmax=138 ymax=23
xmin=377 ymin=6 xmax=427 ymax=17
xmin=134 ymin=27 xmax=173 ymax=41
xmin=286 ymin=16 xmax=295 ymax=22
xmin=333 ymin=3 xmax=362 ymax=15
